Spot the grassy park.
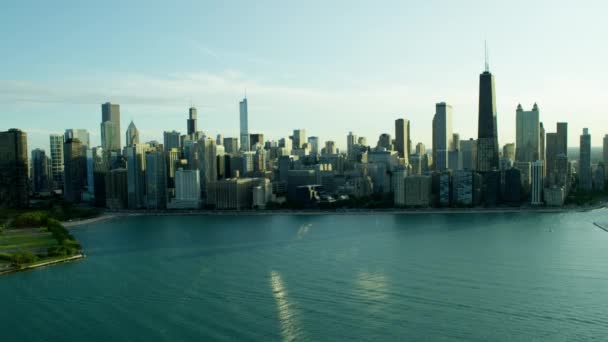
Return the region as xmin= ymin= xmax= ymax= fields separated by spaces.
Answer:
xmin=0 ymin=205 xmax=91 ymax=275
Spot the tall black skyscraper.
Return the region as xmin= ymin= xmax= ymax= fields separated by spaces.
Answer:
xmin=187 ymin=107 xmax=197 ymax=135
xmin=476 ymin=48 xmax=499 ymax=172
xmin=0 ymin=129 xmax=29 ymax=208
xmin=395 ymin=118 xmax=411 ymax=161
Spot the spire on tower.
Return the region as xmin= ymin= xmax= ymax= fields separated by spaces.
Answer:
xmin=484 ymin=40 xmax=489 ymax=72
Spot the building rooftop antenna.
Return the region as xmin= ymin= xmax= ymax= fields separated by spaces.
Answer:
xmin=484 ymin=40 xmax=489 ymax=72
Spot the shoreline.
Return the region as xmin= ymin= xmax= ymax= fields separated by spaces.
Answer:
xmin=63 ymin=213 xmax=142 ymax=228
xmin=0 ymin=254 xmax=84 ymax=277
xmin=63 ymin=204 xmax=607 ymax=228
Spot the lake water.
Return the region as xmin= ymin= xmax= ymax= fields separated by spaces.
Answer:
xmin=2 ymin=210 xmax=608 ymax=341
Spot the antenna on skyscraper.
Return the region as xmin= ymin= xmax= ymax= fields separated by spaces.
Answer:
xmin=484 ymin=40 xmax=489 ymax=72
xmin=244 ymin=88 xmax=247 ymax=99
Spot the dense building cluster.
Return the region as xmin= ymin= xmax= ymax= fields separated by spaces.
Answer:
xmin=2 ymin=62 xmax=607 ymax=210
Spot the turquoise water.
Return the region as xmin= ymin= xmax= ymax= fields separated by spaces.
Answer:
xmin=2 ymin=210 xmax=608 ymax=341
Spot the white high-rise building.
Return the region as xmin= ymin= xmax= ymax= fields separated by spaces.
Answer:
xmin=240 ymin=98 xmax=250 ymax=152
xmin=515 ymin=103 xmax=540 ymax=163
xmin=531 ymin=160 xmax=544 ymax=205
xmin=432 ymin=102 xmax=453 ymax=171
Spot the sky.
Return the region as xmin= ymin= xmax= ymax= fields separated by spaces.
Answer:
xmin=2 ymin=0 xmax=608 ymax=153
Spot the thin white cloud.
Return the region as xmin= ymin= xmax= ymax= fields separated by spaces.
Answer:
xmin=3 ymin=68 xmax=607 ymax=150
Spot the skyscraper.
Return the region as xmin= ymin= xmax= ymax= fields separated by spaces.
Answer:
xmin=292 ymin=129 xmax=306 ymax=149
xmin=145 ymin=151 xmax=167 ymax=209
xmin=476 ymin=54 xmax=499 ymax=172
xmin=556 ymin=122 xmax=568 ymax=156
xmin=395 ymin=118 xmax=411 ymax=161
xmin=106 ymin=168 xmax=128 ymax=209
xmin=0 ymin=129 xmax=28 ymax=208
xmin=324 ymin=141 xmax=337 ymax=155
xmin=531 ymin=160 xmax=544 ymax=205
xmin=377 ymin=133 xmax=392 ymax=150
xmin=307 ymin=136 xmax=319 ymax=155
xmin=187 ymin=107 xmax=197 ymax=136
xmin=64 ymin=129 xmax=90 ymax=148
xmin=101 ymin=102 xmax=121 ymax=151
xmin=126 ymin=121 xmax=140 ymax=147
xmin=503 ymin=143 xmax=515 ymax=162
xmin=240 ymin=98 xmax=250 ymax=152
xmin=416 ymin=143 xmax=426 ymax=156
xmin=163 ymin=131 xmax=181 ymax=152
xmin=514 ymin=161 xmax=532 ymax=197
xmin=125 ymin=143 xmax=150 ymax=209
xmin=460 ymin=139 xmax=477 ymax=171
xmin=63 ymin=138 xmax=86 ymax=203
xmin=49 ymin=134 xmax=64 ymax=189
xmin=0 ymin=128 xmax=29 ymax=208
xmin=515 ymin=103 xmax=540 ymax=163
xmin=393 ymin=169 xmax=407 ymax=206
xmin=539 ymin=122 xmax=546 ymax=165
xmin=249 ymin=133 xmax=264 ymax=150
xmin=545 ymin=132 xmax=558 ymax=183
xmin=195 ymin=138 xmax=217 ymax=197
xmin=432 ymin=102 xmax=453 ymax=171
xmin=603 ymin=135 xmax=608 ymax=177
xmin=579 ymin=128 xmax=592 ymax=191
xmin=546 ymin=122 xmax=568 ymax=185
xmin=223 ymin=137 xmax=239 ymax=154
xmin=87 ymin=146 xmax=105 ymax=205
xmin=347 ymin=131 xmax=357 ymax=160
xmin=31 ymin=149 xmax=50 ymax=193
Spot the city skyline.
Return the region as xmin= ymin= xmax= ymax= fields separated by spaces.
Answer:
xmin=3 ymin=3 xmax=608 ymax=340
xmin=2 ymin=1 xmax=608 ymax=152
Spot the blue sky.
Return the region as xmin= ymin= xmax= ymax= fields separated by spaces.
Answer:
xmin=2 ymin=0 xmax=607 ymax=153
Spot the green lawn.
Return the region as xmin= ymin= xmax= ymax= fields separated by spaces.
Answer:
xmin=0 ymin=231 xmax=58 ymax=251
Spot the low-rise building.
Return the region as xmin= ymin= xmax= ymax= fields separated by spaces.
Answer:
xmin=207 ymin=178 xmax=255 ymax=209
xmin=168 ymin=168 xmax=201 ymax=209
xmin=544 ymin=186 xmax=565 ymax=207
